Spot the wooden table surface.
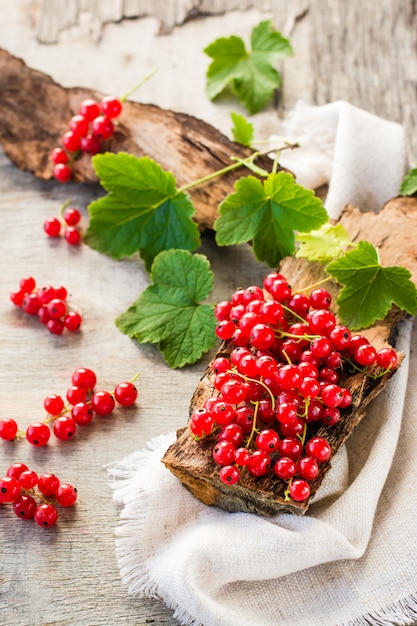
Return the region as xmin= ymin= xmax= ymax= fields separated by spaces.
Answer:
xmin=0 ymin=2 xmax=416 ymax=625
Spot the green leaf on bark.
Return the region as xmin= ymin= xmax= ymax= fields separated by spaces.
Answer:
xmin=326 ymin=241 xmax=417 ymax=329
xmin=84 ymin=153 xmax=201 ymax=271
xmin=204 ymin=20 xmax=293 ymax=114
xmin=214 ymin=171 xmax=328 ymax=267
xmin=115 ymin=250 xmax=216 ymax=368
xmin=296 ymin=223 xmax=353 ymax=263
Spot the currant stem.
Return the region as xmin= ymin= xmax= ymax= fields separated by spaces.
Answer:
xmin=228 ymin=370 xmax=276 ymax=410
xmin=120 ymin=68 xmax=158 ymax=102
xmin=293 ymin=276 xmax=333 ymax=295
xmin=245 ymin=401 xmax=260 ymax=449
xmin=59 ymin=199 xmax=73 ymax=218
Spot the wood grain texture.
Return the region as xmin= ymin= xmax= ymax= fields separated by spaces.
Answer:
xmin=0 ymin=2 xmax=416 ymax=625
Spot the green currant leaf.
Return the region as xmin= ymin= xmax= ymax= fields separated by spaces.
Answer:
xmin=214 ymin=171 xmax=328 ymax=267
xmin=84 ymin=153 xmax=201 ymax=271
xmin=296 ymin=223 xmax=353 ymax=263
xmin=231 ymin=111 xmax=254 ymax=147
xmin=326 ymin=241 xmax=417 ymax=329
xmin=400 ymin=167 xmax=417 ymax=196
xmin=204 ymin=20 xmax=293 ymax=114
xmin=115 ymin=250 xmax=216 ymax=368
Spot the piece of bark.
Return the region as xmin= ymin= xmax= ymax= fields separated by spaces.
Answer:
xmin=162 ymin=196 xmax=417 ymax=517
xmin=0 ymin=48 xmax=275 ymax=232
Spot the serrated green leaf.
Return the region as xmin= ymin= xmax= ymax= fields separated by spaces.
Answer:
xmin=231 ymin=111 xmax=254 ymax=147
xmin=84 ymin=153 xmax=201 ymax=271
xmin=296 ymin=223 xmax=353 ymax=263
xmin=115 ymin=250 xmax=216 ymax=368
xmin=400 ymin=167 xmax=417 ymax=196
xmin=204 ymin=20 xmax=292 ymax=114
xmin=326 ymin=241 xmax=417 ymax=329
xmin=214 ymin=171 xmax=328 ymax=267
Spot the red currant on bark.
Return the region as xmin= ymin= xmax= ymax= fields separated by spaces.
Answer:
xmin=100 ymin=96 xmax=123 ymax=118
xmin=79 ymin=98 xmax=100 ymax=121
xmin=53 ymin=163 xmax=72 ymax=183
xmin=289 ymin=478 xmax=311 ymax=501
xmin=219 ymin=465 xmax=240 ymax=485
xmin=305 ymin=437 xmax=332 ymax=463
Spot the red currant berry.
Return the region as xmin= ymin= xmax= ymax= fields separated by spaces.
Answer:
xmin=278 ymin=436 xmax=303 ymax=460
xmin=47 ymin=318 xmax=65 ymax=335
xmin=53 ymin=416 xmax=77 ymax=440
xmin=47 ymin=298 xmax=66 ymax=319
xmin=55 ymin=483 xmax=77 ymax=507
xmin=218 ymin=423 xmax=243 ymax=446
xmin=234 ymin=447 xmax=251 ymax=466
xmin=322 ymin=406 xmax=340 ymax=426
xmin=308 ymin=309 xmax=336 ymax=335
xmin=305 ymin=436 xmax=332 ymax=463
xmin=92 ymin=115 xmax=114 ymax=139
xmin=220 ymin=379 xmax=247 ymax=404
xmin=276 ymin=402 xmax=298 ymax=425
xmin=0 ymin=418 xmax=18 ymax=440
xmin=274 ymin=456 xmax=297 ymax=480
xmin=20 ymin=276 xmax=36 ymax=292
xmin=347 ymin=334 xmax=369 ymax=354
xmin=80 ymin=133 xmax=101 ymax=154
xmin=329 ymin=325 xmax=352 ymax=350
xmin=256 ymin=429 xmax=280 ymax=453
xmin=69 ymin=114 xmax=89 ymax=137
xmin=263 ymin=272 xmax=285 ymax=293
xmin=321 ymin=383 xmax=344 ymax=408
xmin=13 ymin=494 xmax=37 ymax=519
xmin=276 ymin=364 xmax=301 ymax=391
xmin=18 ymin=470 xmax=38 ymax=490
xmin=247 ymin=449 xmax=271 ymax=476
xmin=38 ymin=473 xmax=60 ymax=496
xmin=289 ymin=478 xmax=311 ymax=501
xmin=310 ymin=288 xmax=332 ymax=309
xmin=297 ymin=456 xmax=320 ymax=480
xmin=298 ymin=376 xmax=321 ymax=399
xmin=249 ymin=323 xmax=275 ymax=350
xmin=26 ymin=422 xmax=51 ymax=446
xmin=259 ymin=300 xmax=284 ymax=326
xmin=71 ymin=401 xmax=94 ymax=426
xmin=219 ymin=465 xmax=240 ymax=485
xmin=214 ymin=300 xmax=233 ymax=321
xmin=114 ymin=382 xmax=138 ymax=406
xmin=213 ymin=440 xmax=236 ymax=466
xmin=10 ymin=289 xmax=25 ymax=306
xmin=34 ymin=503 xmax=58 ymax=528
xmin=91 ymin=390 xmax=115 ymax=416
xmin=190 ymin=408 xmax=214 ymax=438
xmin=210 ymin=400 xmax=235 ymax=426
xmin=79 ymin=98 xmax=100 ymax=121
xmin=6 ymin=462 xmax=29 ymax=480
xmin=71 ymin=368 xmax=97 ymax=390
xmin=22 ymin=293 xmax=42 ymax=315
xmin=269 ymin=278 xmax=291 ymax=302
xmin=51 ymin=147 xmax=68 ymax=164
xmin=280 ymin=416 xmax=304 ymax=437
xmin=211 ymin=357 xmax=231 ymax=375
xmin=66 ymin=385 xmax=87 ymax=405
xmin=100 ymin=96 xmax=123 ymax=118
xmin=0 ymin=476 xmax=21 ymax=503
xmin=287 ymin=293 xmax=310 ymax=316
xmin=53 ymin=163 xmax=72 ymax=183
xmin=376 ymin=347 xmax=398 ymax=370
xmin=234 ymin=405 xmax=255 ymax=434
xmin=310 ymin=336 xmax=332 ymax=358
xmin=354 ymin=343 xmax=377 ymax=367
xmin=64 ymin=226 xmax=82 ymax=245
xmin=44 ymin=393 xmax=65 ymax=416
xmin=64 ymin=311 xmax=82 ymax=331
xmin=63 ymin=207 xmax=81 ymax=226
xmin=216 ymin=320 xmax=235 ymax=340
xmin=62 ymin=130 xmax=81 ymax=152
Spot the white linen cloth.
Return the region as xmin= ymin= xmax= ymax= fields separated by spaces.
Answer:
xmin=109 ymin=102 xmax=417 ymax=626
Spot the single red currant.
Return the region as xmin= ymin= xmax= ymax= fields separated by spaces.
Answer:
xmin=55 ymin=483 xmax=77 ymax=507
xmin=247 ymin=449 xmax=271 ymax=477
xmin=26 ymin=422 xmax=51 ymax=446
xmin=305 ymin=437 xmax=332 ymax=463
xmin=53 ymin=416 xmax=77 ymax=441
xmin=78 ymin=99 xmax=100 ymax=121
xmin=37 ymin=473 xmax=60 ymax=496
xmin=91 ymin=390 xmax=115 ymax=416
xmin=71 ymin=368 xmax=97 ymax=390
xmin=66 ymin=385 xmax=87 ymax=405
xmin=44 ymin=393 xmax=65 ymax=416
xmin=64 ymin=311 xmax=82 ymax=331
xmin=64 ymin=226 xmax=82 ymax=245
xmin=63 ymin=207 xmax=81 ymax=226
xmin=92 ymin=115 xmax=114 ymax=139
xmin=6 ymin=462 xmax=29 ymax=480
xmin=69 ymin=114 xmax=89 ymax=137
xmin=51 ymin=147 xmax=68 ymax=164
xmin=114 ymin=382 xmax=138 ymax=406
xmin=273 ymin=456 xmax=297 ymax=480
xmin=34 ymin=503 xmax=58 ymax=528
xmin=0 ymin=476 xmax=21 ymax=503
xmin=47 ymin=318 xmax=65 ymax=335
xmin=289 ymin=478 xmax=311 ymax=502
xmin=100 ymin=96 xmax=123 ymax=118
xmin=219 ymin=465 xmax=240 ymax=485
xmin=0 ymin=418 xmax=18 ymax=440
xmin=256 ymin=429 xmax=280 ymax=453
xmin=297 ymin=456 xmax=319 ymax=480
xmin=376 ymin=347 xmax=398 ymax=370
xmin=71 ymin=401 xmax=94 ymax=426
xmin=213 ymin=440 xmax=236 ymax=466
xmin=62 ymin=130 xmax=81 ymax=152
xmin=13 ymin=494 xmax=37 ymax=519
xmin=18 ymin=470 xmax=38 ymax=490
xmin=190 ymin=408 xmax=214 ymax=438
xmin=53 ymin=163 xmax=72 ymax=183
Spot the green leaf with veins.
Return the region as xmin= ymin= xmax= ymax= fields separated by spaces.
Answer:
xmin=84 ymin=153 xmax=201 ymax=271
xmin=115 ymin=250 xmax=216 ymax=368
xmin=326 ymin=241 xmax=417 ymax=329
xmin=231 ymin=111 xmax=254 ymax=146
xmin=296 ymin=223 xmax=353 ymax=263
xmin=204 ymin=20 xmax=293 ymax=114
xmin=400 ymin=167 xmax=417 ymax=196
xmin=214 ymin=171 xmax=328 ymax=267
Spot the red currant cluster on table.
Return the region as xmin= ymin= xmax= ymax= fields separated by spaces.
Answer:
xmin=10 ymin=276 xmax=82 ymax=335
xmin=0 ymin=367 xmax=139 ymax=447
xmin=0 ymin=462 xmax=77 ymax=528
xmin=190 ymin=272 xmax=398 ymax=503
xmin=51 ymin=95 xmax=123 ymax=183
xmin=44 ymin=201 xmax=83 ymax=245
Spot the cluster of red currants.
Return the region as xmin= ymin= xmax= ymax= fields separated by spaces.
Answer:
xmin=190 ymin=271 xmax=399 ymax=503
xmin=0 ymin=462 xmax=77 ymax=528
xmin=10 ymin=276 xmax=82 ymax=335
xmin=0 ymin=367 xmax=139 ymax=447
xmin=44 ymin=202 xmax=82 ymax=245
xmin=51 ymin=95 xmax=123 ymax=183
